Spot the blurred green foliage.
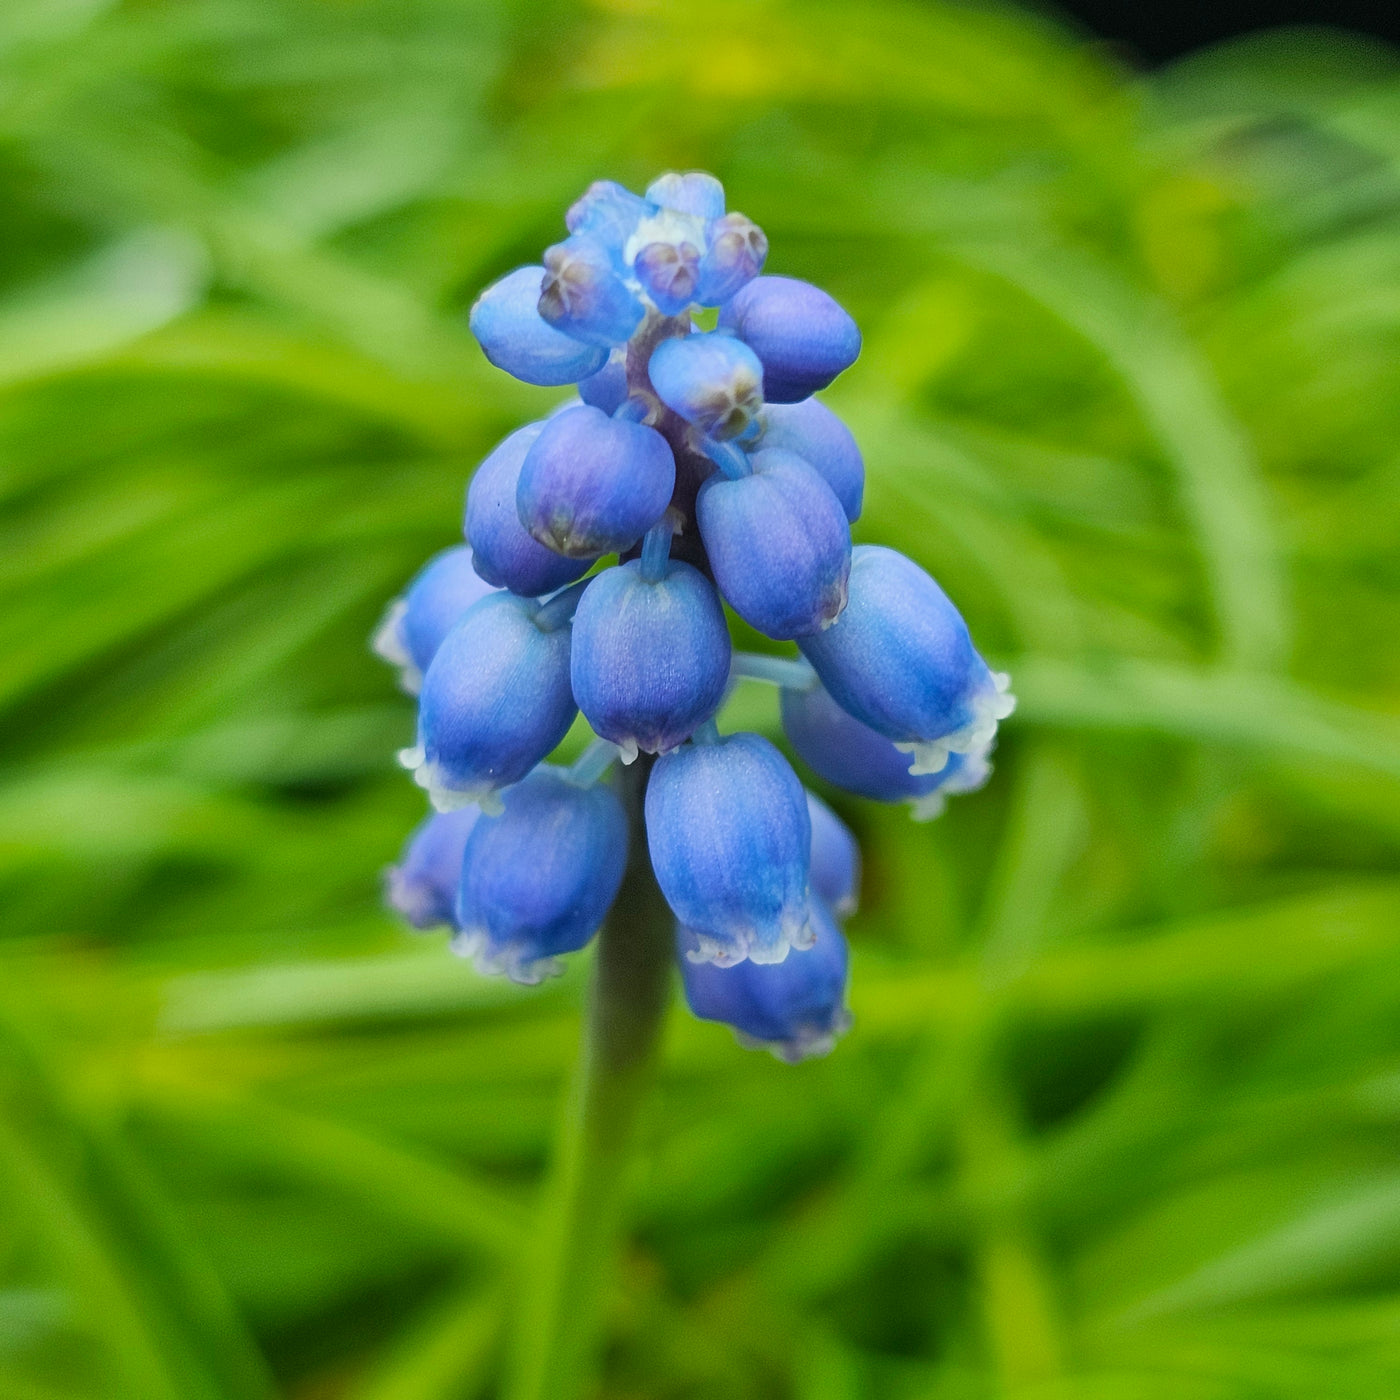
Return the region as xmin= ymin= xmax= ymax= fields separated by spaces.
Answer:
xmin=2 ymin=0 xmax=1400 ymax=1395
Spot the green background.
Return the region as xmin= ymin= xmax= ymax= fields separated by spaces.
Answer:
xmin=3 ymin=0 xmax=1400 ymax=1395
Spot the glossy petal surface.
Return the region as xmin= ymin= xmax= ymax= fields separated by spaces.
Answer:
xmin=698 ymin=449 xmax=851 ymax=640
xmin=411 ymin=593 xmax=576 ymax=810
xmin=517 ymin=405 xmax=675 ymax=558
xmin=571 ymin=560 xmax=731 ymax=759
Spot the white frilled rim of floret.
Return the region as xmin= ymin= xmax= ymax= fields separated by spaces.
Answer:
xmin=895 ymin=670 xmax=1016 ymax=778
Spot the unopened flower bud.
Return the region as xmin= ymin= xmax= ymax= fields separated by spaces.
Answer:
xmin=698 ymin=448 xmax=851 ymax=640
xmin=539 ymin=235 xmax=645 ymax=347
xmin=760 ymin=398 xmax=863 ymax=522
xmin=571 ymin=559 xmax=731 ymax=761
xmin=470 ymin=266 xmax=609 ymax=385
xmin=696 ymin=212 xmax=768 ymax=306
xmin=408 ymin=592 xmax=577 ymax=812
xmin=718 ymin=275 xmax=860 ymax=402
xmin=649 ymin=331 xmax=764 ymax=440
xmin=517 ymin=405 xmax=675 ymax=558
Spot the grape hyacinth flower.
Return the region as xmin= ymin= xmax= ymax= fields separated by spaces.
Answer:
xmin=376 ymin=169 xmax=1012 ymax=1060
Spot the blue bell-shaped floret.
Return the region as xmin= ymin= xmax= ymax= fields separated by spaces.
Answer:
xmin=697 ymin=448 xmax=850 ymax=640
xmin=646 ymin=171 xmax=726 ymax=221
xmin=385 ymin=807 xmax=481 ymax=929
xmin=454 ymin=767 xmax=628 ymax=983
xmin=696 ymin=213 xmax=768 ymax=307
xmin=465 ymin=424 xmax=597 ymax=597
xmin=645 ymin=732 xmax=811 ymax=966
xmin=373 ymin=545 xmax=498 ymax=693
xmin=759 ymin=398 xmax=864 ymax=522
xmin=805 ymin=791 xmax=860 ymax=918
xmin=782 ymin=678 xmax=993 ymax=819
xmin=678 ymin=895 xmax=851 ymax=1062
xmin=570 ymin=559 xmax=731 ymax=762
xmin=797 ymin=546 xmax=1014 ymax=776
xmin=566 ymin=180 xmax=654 ymax=264
xmin=406 ymin=591 xmax=577 ymax=812
xmin=470 ymin=266 xmax=610 ymax=386
xmin=648 ymin=331 xmax=764 ymax=441
xmin=539 ymin=234 xmax=646 ymax=347
xmin=517 ymin=404 xmax=675 ymax=558
xmin=718 ymin=275 xmax=860 ymax=402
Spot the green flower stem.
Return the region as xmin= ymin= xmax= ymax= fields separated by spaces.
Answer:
xmin=504 ymin=755 xmax=673 ymax=1400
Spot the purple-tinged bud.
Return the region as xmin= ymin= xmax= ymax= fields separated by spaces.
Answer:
xmin=406 ymin=592 xmax=577 ymax=812
xmin=385 ymin=807 xmax=481 ymax=929
xmin=782 ymin=679 xmax=991 ymax=819
xmin=760 ymin=398 xmax=863 ymax=522
xmin=719 ymin=275 xmax=860 ymax=402
xmin=566 ymin=180 xmax=654 ymax=260
xmin=454 ymin=767 xmax=627 ymax=983
xmin=678 ymin=896 xmax=851 ymax=1061
xmin=470 ymin=266 xmax=609 ymax=386
xmin=539 ymin=235 xmax=645 ymax=347
xmin=634 ymin=240 xmax=702 ymax=315
xmin=646 ymin=171 xmax=725 ymax=221
xmin=465 ymin=424 xmax=596 ymax=597
xmin=646 ymin=732 xmax=812 ymax=966
xmin=697 ymin=449 xmax=851 ymax=641
xmin=571 ymin=560 xmax=731 ymax=762
xmin=696 ymin=213 xmax=768 ymax=306
xmin=577 ymin=349 xmax=629 ymax=414
xmin=373 ymin=545 xmax=497 ymax=694
xmin=805 ymin=791 xmax=860 ymax=918
xmin=517 ymin=405 xmax=675 ymax=558
xmin=649 ymin=331 xmax=764 ymax=441
xmin=797 ymin=546 xmax=1014 ymax=774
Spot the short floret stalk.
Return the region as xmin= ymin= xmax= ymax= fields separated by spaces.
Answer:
xmin=505 ymin=756 xmax=673 ymax=1400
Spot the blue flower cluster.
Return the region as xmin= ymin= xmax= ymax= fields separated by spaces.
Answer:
xmin=375 ymin=172 xmax=1013 ymax=1060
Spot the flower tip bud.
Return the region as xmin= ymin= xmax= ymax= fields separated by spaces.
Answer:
xmin=648 ymin=331 xmax=764 ymax=441
xmin=539 ymin=236 xmax=646 ymax=348
xmin=696 ymin=213 xmax=768 ymax=306
xmin=646 ymin=171 xmax=725 ymax=222
xmin=634 ymin=239 xmax=702 ymax=315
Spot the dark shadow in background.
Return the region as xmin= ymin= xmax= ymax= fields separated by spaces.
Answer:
xmin=1043 ymin=0 xmax=1400 ymax=62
